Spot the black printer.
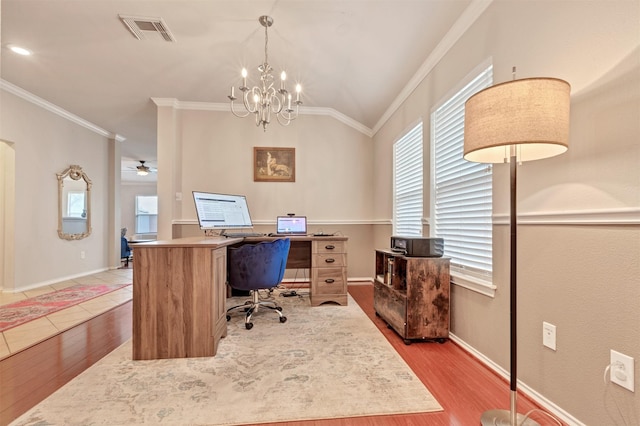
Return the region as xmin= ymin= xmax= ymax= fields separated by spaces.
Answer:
xmin=390 ymin=236 xmax=444 ymax=257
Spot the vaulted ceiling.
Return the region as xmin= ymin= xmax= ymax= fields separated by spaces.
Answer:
xmin=2 ymin=0 xmax=476 ymax=179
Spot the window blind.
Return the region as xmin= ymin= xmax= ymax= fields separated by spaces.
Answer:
xmin=135 ymin=195 xmax=158 ymax=234
xmin=394 ymin=122 xmax=423 ymax=236
xmin=432 ymin=65 xmax=493 ymax=278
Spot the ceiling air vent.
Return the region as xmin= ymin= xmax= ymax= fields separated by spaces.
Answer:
xmin=119 ymin=14 xmax=176 ymax=42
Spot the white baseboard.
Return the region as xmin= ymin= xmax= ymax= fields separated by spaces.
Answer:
xmin=448 ymin=333 xmax=585 ymax=426
xmin=5 ymin=268 xmax=110 ymax=293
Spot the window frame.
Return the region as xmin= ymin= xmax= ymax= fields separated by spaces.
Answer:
xmin=393 ymin=120 xmax=424 ymax=237
xmin=66 ymin=191 xmax=86 ymax=218
xmin=430 ymin=60 xmax=496 ymax=297
xmin=135 ymin=195 xmax=158 ymax=235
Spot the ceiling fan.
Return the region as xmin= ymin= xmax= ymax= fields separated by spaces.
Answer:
xmin=126 ymin=160 xmax=157 ymax=176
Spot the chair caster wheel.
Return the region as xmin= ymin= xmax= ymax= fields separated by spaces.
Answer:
xmin=276 ymin=306 xmax=283 ymax=312
xmin=245 ymin=322 xmax=254 ymax=330
xmin=226 ymin=315 xmax=231 ymax=321
xmin=279 ymin=316 xmax=287 ymax=323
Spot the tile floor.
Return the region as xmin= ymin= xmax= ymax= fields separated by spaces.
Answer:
xmin=0 ymin=267 xmax=133 ymax=359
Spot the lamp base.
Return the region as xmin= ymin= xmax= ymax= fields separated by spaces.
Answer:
xmin=481 ymin=409 xmax=540 ymax=426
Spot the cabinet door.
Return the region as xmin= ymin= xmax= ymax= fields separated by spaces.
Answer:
xmin=406 ymin=258 xmax=450 ymax=339
xmin=212 ymin=247 xmax=228 ymax=343
xmin=373 ymin=281 xmax=407 ymax=336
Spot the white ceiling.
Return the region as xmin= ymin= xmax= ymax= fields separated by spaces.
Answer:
xmin=1 ymin=0 xmax=474 ymax=181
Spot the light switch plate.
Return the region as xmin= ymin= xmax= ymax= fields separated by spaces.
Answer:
xmin=542 ymin=322 xmax=556 ymax=350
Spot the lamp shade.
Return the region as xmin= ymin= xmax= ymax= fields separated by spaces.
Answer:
xmin=464 ymin=78 xmax=571 ymax=164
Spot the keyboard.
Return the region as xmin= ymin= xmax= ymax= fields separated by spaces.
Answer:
xmin=223 ymin=232 xmax=264 ymax=238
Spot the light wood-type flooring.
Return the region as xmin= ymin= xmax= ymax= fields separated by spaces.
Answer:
xmin=0 ymin=268 xmax=132 ymax=358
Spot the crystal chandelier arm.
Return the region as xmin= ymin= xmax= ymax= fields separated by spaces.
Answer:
xmin=230 ymin=104 xmax=250 ymax=118
xmin=276 ymin=112 xmax=294 ymax=126
xmin=266 ymin=87 xmax=283 ymax=114
xmin=244 ymin=88 xmax=260 ymax=113
xmin=277 ymin=103 xmax=300 ymax=124
xmin=227 ymin=87 xmax=249 ymax=118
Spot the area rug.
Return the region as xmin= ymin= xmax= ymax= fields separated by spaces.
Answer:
xmin=0 ymin=284 xmax=131 ymax=332
xmin=11 ymin=291 xmax=442 ymax=425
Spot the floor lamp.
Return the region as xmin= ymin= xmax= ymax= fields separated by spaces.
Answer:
xmin=463 ymin=75 xmax=571 ymax=426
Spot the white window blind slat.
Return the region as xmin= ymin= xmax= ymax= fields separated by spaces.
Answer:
xmin=394 ymin=122 xmax=423 ymax=237
xmin=432 ymin=64 xmax=493 ymax=277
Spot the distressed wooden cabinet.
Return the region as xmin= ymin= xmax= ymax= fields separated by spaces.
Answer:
xmin=373 ymin=249 xmax=450 ymax=344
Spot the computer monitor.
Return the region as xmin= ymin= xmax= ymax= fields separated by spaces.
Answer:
xmin=276 ymin=216 xmax=307 ymax=235
xmin=192 ymin=191 xmax=254 ymax=230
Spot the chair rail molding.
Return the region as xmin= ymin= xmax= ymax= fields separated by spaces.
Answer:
xmin=493 ymin=207 xmax=640 ymax=226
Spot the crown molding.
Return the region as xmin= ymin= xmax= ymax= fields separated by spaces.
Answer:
xmin=372 ymin=0 xmax=494 ymax=135
xmin=150 ymin=98 xmax=374 ymax=137
xmin=0 ymin=79 xmax=124 ymax=141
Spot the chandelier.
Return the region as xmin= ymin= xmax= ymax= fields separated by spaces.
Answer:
xmin=228 ymin=15 xmax=302 ymax=131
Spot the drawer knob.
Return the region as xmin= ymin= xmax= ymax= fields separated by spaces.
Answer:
xmin=325 ymin=278 xmax=335 ymax=284
xmin=325 ymin=258 xmax=335 ymax=263
xmin=325 ymin=245 xmax=335 ymax=250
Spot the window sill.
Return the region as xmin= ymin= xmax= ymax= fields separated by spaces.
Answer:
xmin=451 ymin=272 xmax=496 ymax=298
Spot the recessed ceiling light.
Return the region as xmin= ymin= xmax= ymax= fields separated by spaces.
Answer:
xmin=8 ymin=45 xmax=32 ymax=56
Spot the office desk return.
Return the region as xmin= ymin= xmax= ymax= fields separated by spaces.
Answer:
xmin=238 ymin=235 xmax=348 ymax=307
xmin=132 ymin=235 xmax=348 ymax=360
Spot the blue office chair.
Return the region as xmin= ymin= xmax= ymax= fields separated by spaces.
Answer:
xmin=121 ymin=236 xmax=132 ymax=267
xmin=226 ymin=238 xmax=290 ymax=329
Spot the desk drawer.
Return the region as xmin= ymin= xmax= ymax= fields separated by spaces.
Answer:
xmin=313 ymin=267 xmax=346 ymax=295
xmin=313 ymin=253 xmax=346 ymax=268
xmin=313 ymin=240 xmax=346 ymax=254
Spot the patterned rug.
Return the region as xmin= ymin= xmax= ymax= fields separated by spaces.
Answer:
xmin=0 ymin=284 xmax=131 ymax=332
xmin=12 ymin=290 xmax=442 ymax=425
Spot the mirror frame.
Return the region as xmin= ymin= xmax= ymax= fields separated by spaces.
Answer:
xmin=57 ymin=164 xmax=92 ymax=240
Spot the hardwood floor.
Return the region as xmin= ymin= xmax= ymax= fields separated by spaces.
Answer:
xmin=0 ymin=302 xmax=132 ymax=426
xmin=0 ymin=284 xmax=561 ymax=426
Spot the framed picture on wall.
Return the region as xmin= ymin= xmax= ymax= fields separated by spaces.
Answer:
xmin=253 ymin=147 xmax=295 ymax=182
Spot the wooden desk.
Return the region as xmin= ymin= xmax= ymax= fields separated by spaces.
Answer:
xmin=132 ymin=235 xmax=348 ymax=360
xmin=132 ymin=236 xmax=240 ymax=360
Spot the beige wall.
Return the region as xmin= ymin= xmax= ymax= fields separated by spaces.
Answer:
xmin=372 ymin=1 xmax=639 ymax=425
xmin=0 ymin=90 xmax=112 ymax=291
xmin=157 ymin=108 xmax=376 ymax=278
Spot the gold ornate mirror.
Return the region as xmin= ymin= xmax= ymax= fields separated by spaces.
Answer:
xmin=57 ymin=165 xmax=92 ymax=240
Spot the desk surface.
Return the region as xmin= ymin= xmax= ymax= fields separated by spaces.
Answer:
xmin=133 ymin=235 xmax=347 ymax=248
xmin=131 ymin=236 xmax=241 ymax=248
xmin=128 ymin=239 xmax=155 ymax=244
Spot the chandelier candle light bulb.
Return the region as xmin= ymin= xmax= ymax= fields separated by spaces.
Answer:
xmin=228 ymin=15 xmax=302 ymax=131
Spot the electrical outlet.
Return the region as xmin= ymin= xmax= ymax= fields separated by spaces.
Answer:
xmin=542 ymin=322 xmax=556 ymax=350
xmin=610 ymin=350 xmax=634 ymax=392
xmin=80 ymin=251 xmax=86 ymax=259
